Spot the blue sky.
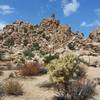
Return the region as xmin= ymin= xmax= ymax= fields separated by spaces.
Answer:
xmin=0 ymin=0 xmax=100 ymax=37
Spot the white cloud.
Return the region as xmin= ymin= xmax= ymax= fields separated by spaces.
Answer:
xmin=80 ymin=21 xmax=87 ymax=27
xmin=62 ymin=0 xmax=80 ymax=16
xmin=0 ymin=5 xmax=14 ymax=15
xmin=0 ymin=23 xmax=6 ymax=30
xmin=95 ymin=8 xmax=100 ymax=16
xmin=80 ymin=21 xmax=100 ymax=27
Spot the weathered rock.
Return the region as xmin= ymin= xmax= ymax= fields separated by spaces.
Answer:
xmin=0 ymin=15 xmax=100 ymax=69
xmin=0 ymin=16 xmax=79 ymax=53
xmin=89 ymin=27 xmax=100 ymax=42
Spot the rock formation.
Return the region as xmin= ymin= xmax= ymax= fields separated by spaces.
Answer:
xmin=0 ymin=15 xmax=100 ymax=65
xmin=89 ymin=27 xmax=100 ymax=42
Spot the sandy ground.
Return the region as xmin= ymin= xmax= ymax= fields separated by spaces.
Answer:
xmin=0 ymin=71 xmax=55 ymax=100
xmin=0 ymin=67 xmax=100 ymax=100
xmin=87 ymin=67 xmax=100 ymax=100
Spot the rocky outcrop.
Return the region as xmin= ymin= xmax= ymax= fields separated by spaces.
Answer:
xmin=0 ymin=15 xmax=100 ymax=64
xmin=89 ymin=27 xmax=100 ymax=42
xmin=0 ymin=16 xmax=80 ymax=53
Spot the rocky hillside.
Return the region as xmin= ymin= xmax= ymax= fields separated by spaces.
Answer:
xmin=0 ymin=16 xmax=84 ymax=52
xmin=0 ymin=15 xmax=100 ymax=62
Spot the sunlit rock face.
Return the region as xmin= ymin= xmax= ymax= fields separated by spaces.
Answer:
xmin=0 ymin=15 xmax=100 ymax=55
xmin=89 ymin=27 xmax=100 ymax=42
xmin=0 ymin=16 xmax=79 ymax=52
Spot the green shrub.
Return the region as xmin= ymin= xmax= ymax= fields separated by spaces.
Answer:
xmin=4 ymin=79 xmax=23 ymax=95
xmin=23 ymin=49 xmax=33 ymax=59
xmin=40 ymin=50 xmax=48 ymax=56
xmin=31 ymin=43 xmax=40 ymax=51
xmin=44 ymin=53 xmax=59 ymax=64
xmin=48 ymin=54 xmax=86 ymax=84
xmin=48 ymin=53 xmax=96 ymax=100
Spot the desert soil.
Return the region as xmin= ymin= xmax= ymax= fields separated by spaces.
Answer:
xmin=0 ymin=67 xmax=100 ymax=100
xmin=0 ymin=71 xmax=55 ymax=100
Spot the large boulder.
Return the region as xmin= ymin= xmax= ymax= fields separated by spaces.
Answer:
xmin=89 ymin=27 xmax=100 ymax=42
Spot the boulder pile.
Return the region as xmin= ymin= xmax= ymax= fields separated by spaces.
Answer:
xmin=0 ymin=15 xmax=100 ymax=66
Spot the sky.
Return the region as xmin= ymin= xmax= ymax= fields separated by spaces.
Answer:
xmin=0 ymin=0 xmax=100 ymax=37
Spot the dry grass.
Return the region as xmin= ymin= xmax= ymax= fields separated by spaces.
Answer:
xmin=4 ymin=79 xmax=23 ymax=95
xmin=19 ymin=62 xmax=41 ymax=76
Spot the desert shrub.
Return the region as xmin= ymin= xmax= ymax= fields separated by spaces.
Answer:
xmin=19 ymin=61 xmax=42 ymax=76
xmin=4 ymin=79 xmax=23 ymax=95
xmin=23 ymin=49 xmax=33 ymax=59
xmin=48 ymin=54 xmax=86 ymax=84
xmin=70 ymin=80 xmax=96 ymax=100
xmin=40 ymin=50 xmax=48 ymax=56
xmin=54 ymin=80 xmax=96 ymax=100
xmin=44 ymin=53 xmax=59 ymax=64
xmin=31 ymin=43 xmax=40 ymax=51
xmin=48 ymin=53 xmax=96 ymax=100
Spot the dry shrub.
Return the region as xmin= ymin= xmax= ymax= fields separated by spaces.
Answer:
xmin=4 ymin=79 xmax=23 ymax=95
xmin=19 ymin=61 xmax=42 ymax=76
xmin=54 ymin=80 xmax=96 ymax=100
